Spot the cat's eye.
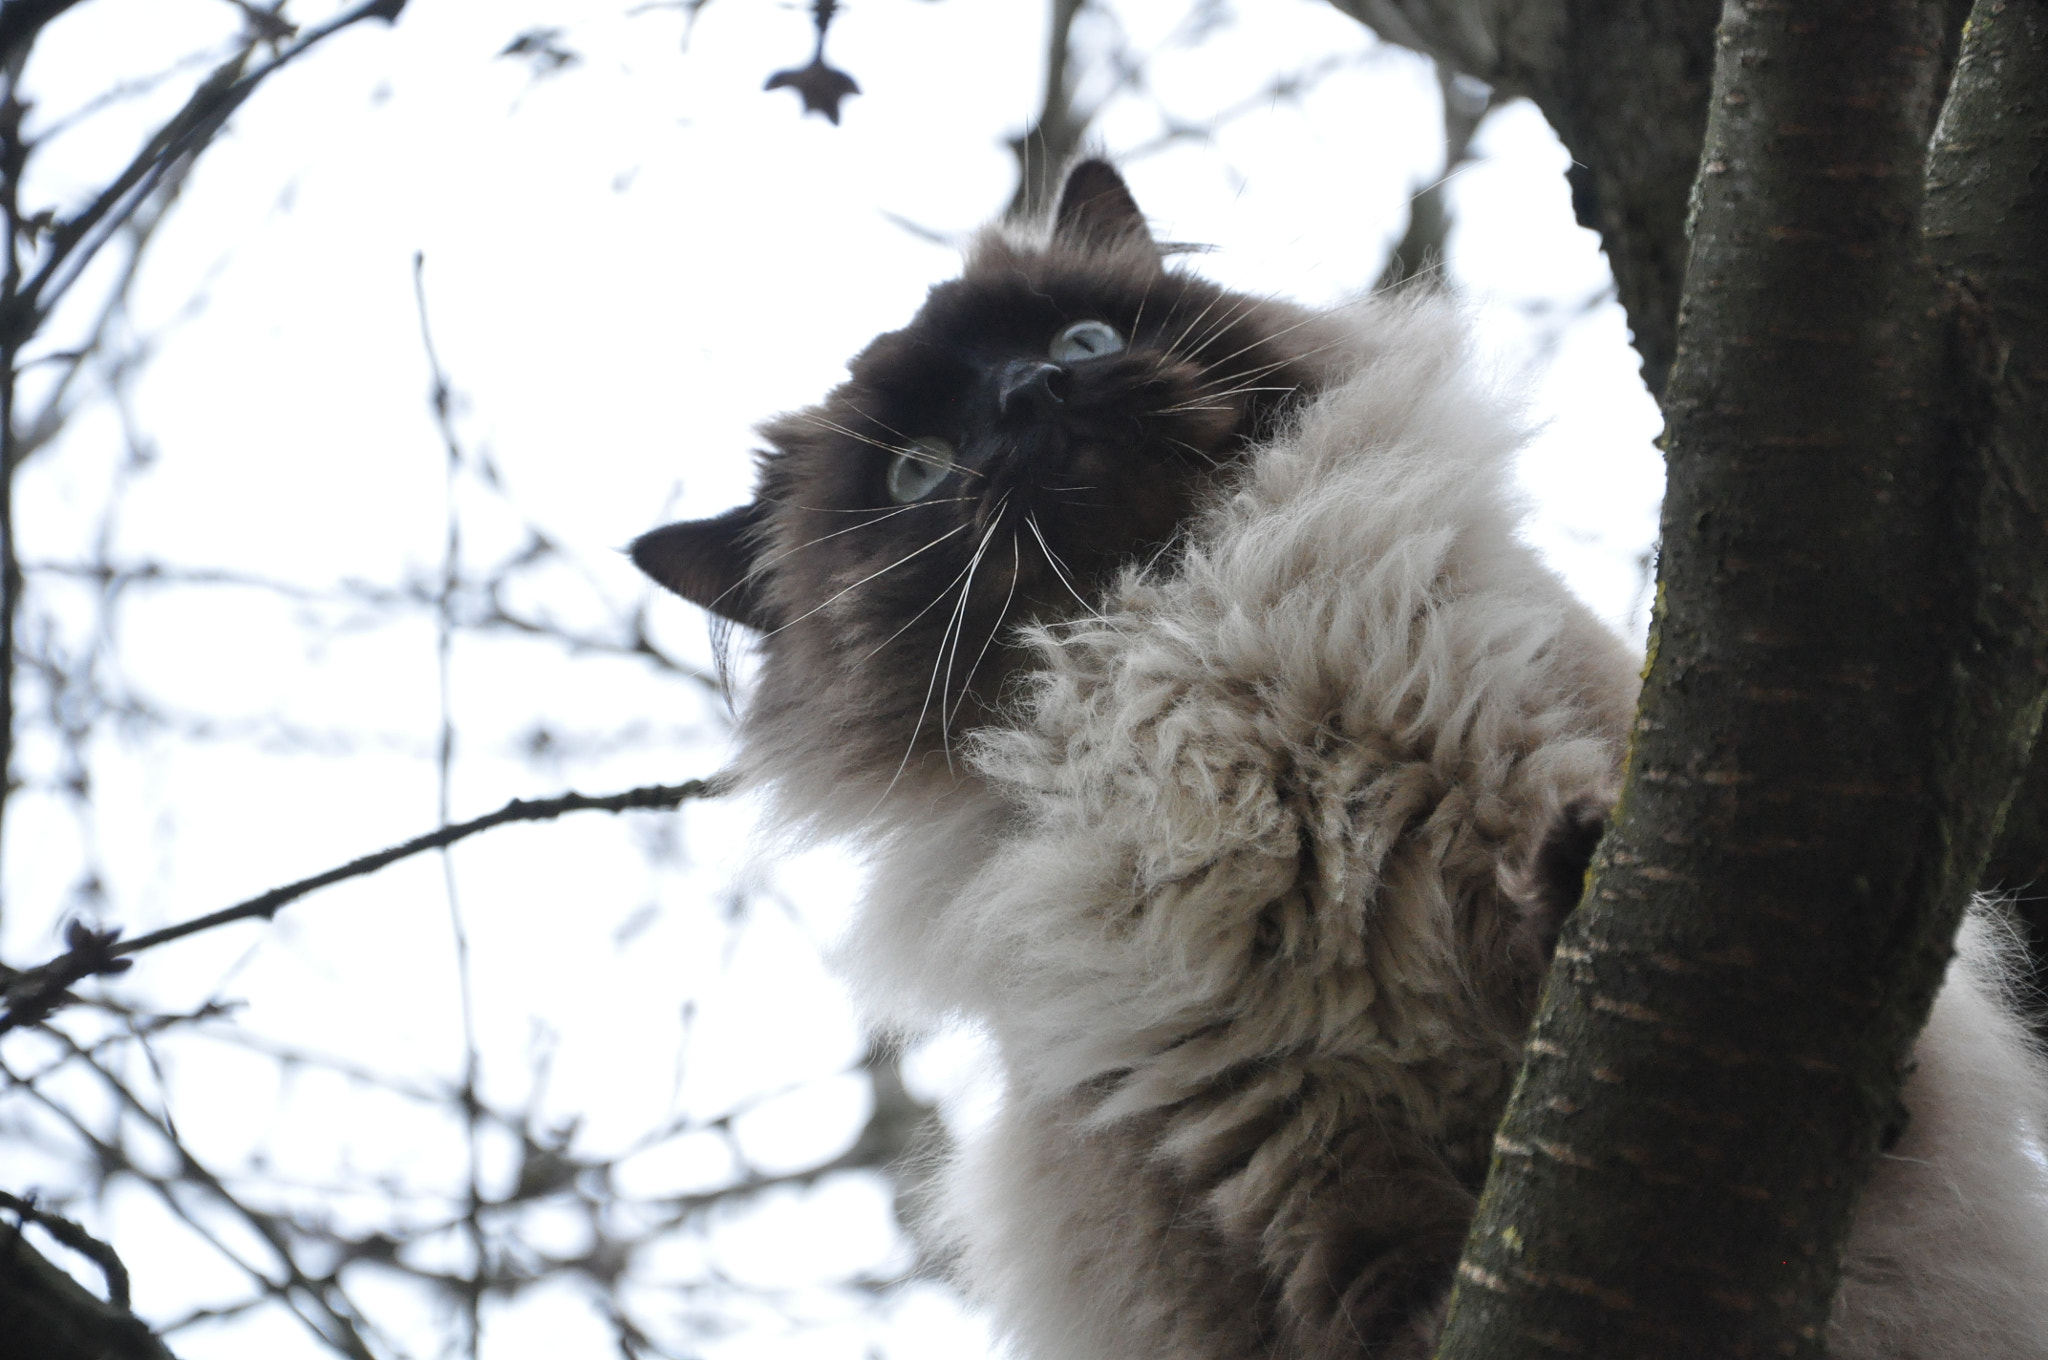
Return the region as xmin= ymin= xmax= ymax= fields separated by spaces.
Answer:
xmin=886 ymin=436 xmax=956 ymax=503
xmin=1050 ymin=320 xmax=1125 ymax=364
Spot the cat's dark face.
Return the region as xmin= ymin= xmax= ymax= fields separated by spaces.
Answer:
xmin=634 ymin=162 xmax=1342 ymax=799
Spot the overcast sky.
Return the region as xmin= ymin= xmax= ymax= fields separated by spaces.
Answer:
xmin=4 ymin=3 xmax=1661 ymax=1357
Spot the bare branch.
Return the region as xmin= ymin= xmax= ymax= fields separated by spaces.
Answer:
xmin=0 ymin=0 xmax=408 ymax=930
xmin=0 ymin=0 xmax=89 ymax=65
xmin=17 ymin=0 xmax=407 ymax=324
xmin=1007 ymin=0 xmax=1092 ymax=221
xmin=0 ymin=1215 xmax=177 ymax=1360
xmin=0 ymin=779 xmax=723 ymax=1034
xmin=1376 ymin=63 xmax=1495 ymax=291
xmin=0 ymin=1190 xmax=133 ymax=1308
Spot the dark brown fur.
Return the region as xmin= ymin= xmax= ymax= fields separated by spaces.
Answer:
xmin=633 ymin=163 xmax=1353 ymax=808
xmin=633 ymin=162 xmax=1610 ymax=1357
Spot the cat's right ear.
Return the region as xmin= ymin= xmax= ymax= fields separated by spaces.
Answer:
xmin=1053 ymin=159 xmax=1158 ymax=259
xmin=631 ymin=502 xmax=778 ymax=633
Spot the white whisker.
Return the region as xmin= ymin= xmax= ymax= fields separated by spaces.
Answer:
xmin=1129 ymin=275 xmax=1155 ymax=346
xmin=760 ymin=521 xmax=972 ymax=639
xmin=700 ymin=499 xmax=970 ymax=617
xmin=1163 ymin=436 xmax=1226 ymax=470
xmin=936 ymin=513 xmax=1005 ymax=768
xmin=854 ymin=531 xmax=992 ymax=664
xmin=836 ymin=402 xmax=918 ymax=445
xmin=758 ymin=494 xmax=976 ymax=514
xmin=1026 ymin=513 xmax=1106 ymax=622
xmin=1165 ymin=289 xmax=1234 ymax=358
xmin=1193 ymin=326 xmax=1350 ymax=390
xmin=948 ymin=530 xmax=1021 ymax=733
xmin=1169 ymin=384 xmax=1299 ymax=405
xmin=1191 ymin=308 xmax=1326 ymax=374
xmin=796 ymin=412 xmax=906 ymax=456
xmin=802 ymin=412 xmax=987 ymax=480
xmin=1178 ymin=294 xmax=1261 ymax=360
xmin=877 ymin=500 xmax=1005 ymax=803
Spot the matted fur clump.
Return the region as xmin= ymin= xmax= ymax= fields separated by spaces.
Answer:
xmin=633 ymin=161 xmax=2048 ymax=1359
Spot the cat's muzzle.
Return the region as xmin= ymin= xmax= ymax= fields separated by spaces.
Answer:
xmin=997 ymin=359 xmax=1070 ymax=418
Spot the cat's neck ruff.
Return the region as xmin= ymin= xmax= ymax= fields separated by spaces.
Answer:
xmin=827 ymin=297 xmax=1636 ymax=1093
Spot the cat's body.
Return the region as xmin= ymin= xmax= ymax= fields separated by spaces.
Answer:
xmin=635 ymin=163 xmax=2048 ymax=1357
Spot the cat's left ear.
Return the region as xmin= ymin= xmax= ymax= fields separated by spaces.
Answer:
xmin=1053 ymin=159 xmax=1158 ymax=260
xmin=631 ymin=502 xmax=778 ymax=633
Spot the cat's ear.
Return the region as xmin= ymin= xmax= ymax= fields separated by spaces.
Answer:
xmin=1053 ymin=159 xmax=1156 ymax=257
xmin=631 ymin=502 xmax=778 ymax=632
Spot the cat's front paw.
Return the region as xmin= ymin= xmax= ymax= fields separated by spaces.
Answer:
xmin=1504 ymin=797 xmax=1610 ymax=970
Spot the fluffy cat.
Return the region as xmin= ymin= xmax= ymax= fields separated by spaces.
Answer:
xmin=633 ymin=161 xmax=2048 ymax=1357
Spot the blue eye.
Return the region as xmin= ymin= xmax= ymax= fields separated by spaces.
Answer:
xmin=1050 ymin=320 xmax=1125 ymax=363
xmin=886 ymin=436 xmax=955 ymax=502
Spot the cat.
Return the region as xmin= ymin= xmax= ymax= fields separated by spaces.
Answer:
xmin=632 ymin=161 xmax=2048 ymax=1358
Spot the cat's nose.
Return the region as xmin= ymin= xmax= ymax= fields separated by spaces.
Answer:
xmin=996 ymin=359 xmax=1069 ymax=418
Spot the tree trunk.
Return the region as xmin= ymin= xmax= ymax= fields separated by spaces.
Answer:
xmin=0 ymin=1224 xmax=179 ymax=1360
xmin=1318 ymin=2 xmax=2048 ymax=888
xmin=1325 ymin=0 xmax=1719 ymax=398
xmin=1435 ymin=0 xmax=2048 ymax=1352
xmin=1984 ymin=734 xmax=2048 ymax=977
xmin=1936 ymin=0 xmax=2048 ymax=990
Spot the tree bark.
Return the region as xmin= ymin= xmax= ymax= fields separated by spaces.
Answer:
xmin=1435 ymin=0 xmax=2048 ymax=1352
xmin=1931 ymin=0 xmax=2048 ymax=983
xmin=1984 ymin=734 xmax=2048 ymax=970
xmin=1 ymin=1223 xmax=179 ymax=1360
xmin=1321 ymin=4 xmax=2048 ymax=937
xmin=1325 ymin=0 xmax=1719 ymax=397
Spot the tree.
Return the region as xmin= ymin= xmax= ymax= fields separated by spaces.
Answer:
xmin=1324 ymin=1 xmax=2048 ymax=1352
xmin=23 ymin=0 xmax=2017 ymax=1354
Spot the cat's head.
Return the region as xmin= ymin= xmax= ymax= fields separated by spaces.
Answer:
xmin=633 ymin=160 xmax=1347 ymax=816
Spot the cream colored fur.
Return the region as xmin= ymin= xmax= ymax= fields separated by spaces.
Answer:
xmin=750 ymin=297 xmax=2048 ymax=1357
xmin=1833 ymin=915 xmax=2048 ymax=1356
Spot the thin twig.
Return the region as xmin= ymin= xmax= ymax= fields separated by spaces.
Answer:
xmin=19 ymin=0 xmax=406 ymax=321
xmin=412 ymin=247 xmax=489 ymax=1359
xmin=10 ymin=1036 xmax=385 ymax=1358
xmin=0 ymin=1188 xmax=133 ymax=1307
xmin=0 ymin=778 xmax=722 ymax=1034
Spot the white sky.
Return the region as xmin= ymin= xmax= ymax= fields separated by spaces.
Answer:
xmin=1 ymin=2 xmax=1662 ymax=1357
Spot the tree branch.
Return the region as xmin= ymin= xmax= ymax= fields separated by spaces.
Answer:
xmin=0 ymin=1192 xmax=132 ymax=1309
xmin=0 ymin=778 xmax=723 ymax=1034
xmin=1006 ymin=0 xmax=1093 ymax=221
xmin=0 ymin=0 xmax=87 ymax=65
xmin=1376 ymin=61 xmax=1495 ymax=292
xmin=0 ymin=1214 xmax=176 ymax=1360
xmin=1324 ymin=0 xmax=1717 ymax=396
xmin=1440 ymin=1 xmax=1983 ymax=1351
xmin=16 ymin=0 xmax=406 ymax=325
xmin=0 ymin=0 xmax=408 ymax=931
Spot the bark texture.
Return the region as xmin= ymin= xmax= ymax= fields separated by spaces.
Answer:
xmin=1435 ymin=0 xmax=2048 ymax=1353
xmin=1329 ymin=0 xmax=2048 ymax=995
xmin=1326 ymin=0 xmax=1718 ymax=396
xmin=0 ymin=1223 xmax=178 ymax=1360
xmin=1984 ymin=734 xmax=2048 ymax=965
xmin=1934 ymin=0 xmax=2048 ymax=974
